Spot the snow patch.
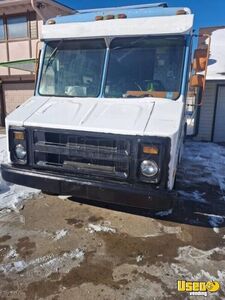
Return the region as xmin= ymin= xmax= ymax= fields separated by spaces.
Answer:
xmin=5 ymin=247 xmax=18 ymax=260
xmin=156 ymin=209 xmax=173 ymax=217
xmin=58 ymin=195 xmax=71 ymax=200
xmin=178 ymin=141 xmax=225 ymax=201
xmin=87 ymin=223 xmax=116 ymax=234
xmin=159 ymin=223 xmax=182 ymax=235
xmin=53 ymin=229 xmax=68 ymax=241
xmin=205 ymin=28 xmax=225 ymax=80
xmin=136 ymin=255 xmax=144 ymax=263
xmin=178 ymin=191 xmax=207 ymax=203
xmin=0 ymin=248 xmax=84 ymax=277
xmin=208 ymin=215 xmax=224 ymax=234
xmin=175 ymin=245 xmax=225 ymax=262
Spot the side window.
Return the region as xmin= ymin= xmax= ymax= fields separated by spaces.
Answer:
xmin=39 ymin=46 xmax=57 ymax=95
xmin=0 ymin=18 xmax=5 ymax=40
xmin=7 ymin=16 xmax=28 ymax=39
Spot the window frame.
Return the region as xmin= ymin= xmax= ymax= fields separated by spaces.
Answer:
xmin=6 ymin=14 xmax=29 ymax=40
xmin=103 ymin=35 xmax=187 ymax=101
xmin=36 ymin=36 xmax=188 ymax=100
xmin=0 ymin=12 xmax=38 ymax=43
xmin=38 ymin=39 xmax=107 ymax=98
xmin=0 ymin=17 xmax=5 ymax=41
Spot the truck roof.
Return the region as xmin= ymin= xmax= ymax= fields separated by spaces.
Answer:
xmin=42 ymin=3 xmax=193 ymax=40
xmin=52 ymin=3 xmax=191 ymax=24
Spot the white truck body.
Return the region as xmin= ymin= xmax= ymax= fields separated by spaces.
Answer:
xmin=2 ymin=3 xmax=194 ymax=209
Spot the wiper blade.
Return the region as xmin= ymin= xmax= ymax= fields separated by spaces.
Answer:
xmin=44 ymin=40 xmax=63 ymax=73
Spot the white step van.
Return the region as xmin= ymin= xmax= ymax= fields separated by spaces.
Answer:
xmin=1 ymin=3 xmax=203 ymax=210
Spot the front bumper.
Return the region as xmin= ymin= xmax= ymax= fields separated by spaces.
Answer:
xmin=1 ymin=164 xmax=174 ymax=210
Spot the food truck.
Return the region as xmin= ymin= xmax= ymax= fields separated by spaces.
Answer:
xmin=1 ymin=3 xmax=206 ymax=209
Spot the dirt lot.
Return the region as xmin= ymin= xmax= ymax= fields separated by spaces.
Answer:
xmin=0 ymin=193 xmax=225 ymax=300
xmin=0 ymin=141 xmax=225 ymax=300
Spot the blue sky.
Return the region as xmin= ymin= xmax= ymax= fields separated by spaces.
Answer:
xmin=59 ymin=0 xmax=225 ymax=32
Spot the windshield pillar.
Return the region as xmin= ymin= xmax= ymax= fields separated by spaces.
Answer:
xmin=99 ymin=47 xmax=110 ymax=98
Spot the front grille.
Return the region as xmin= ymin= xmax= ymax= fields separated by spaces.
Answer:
xmin=30 ymin=129 xmax=131 ymax=180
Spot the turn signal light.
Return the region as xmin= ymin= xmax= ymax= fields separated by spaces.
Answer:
xmin=143 ymin=146 xmax=159 ymax=155
xmin=14 ymin=131 xmax=25 ymax=140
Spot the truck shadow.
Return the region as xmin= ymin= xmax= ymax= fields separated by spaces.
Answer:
xmin=68 ymin=192 xmax=225 ymax=230
xmin=69 ymin=140 xmax=225 ymax=229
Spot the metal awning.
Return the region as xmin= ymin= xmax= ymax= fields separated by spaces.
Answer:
xmin=0 ymin=59 xmax=36 ymax=72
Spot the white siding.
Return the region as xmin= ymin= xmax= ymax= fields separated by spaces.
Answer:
xmin=213 ymin=86 xmax=225 ymax=142
xmin=196 ymin=80 xmax=225 ymax=141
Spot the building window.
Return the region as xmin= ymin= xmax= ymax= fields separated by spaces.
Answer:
xmin=29 ymin=12 xmax=38 ymax=39
xmin=7 ymin=16 xmax=28 ymax=39
xmin=0 ymin=18 xmax=5 ymax=40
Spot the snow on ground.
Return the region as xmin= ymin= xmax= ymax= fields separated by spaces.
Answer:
xmin=155 ymin=209 xmax=173 ymax=217
xmin=0 ymin=135 xmax=39 ymax=214
xmin=0 ymin=248 xmax=84 ymax=278
xmin=87 ymin=223 xmax=116 ymax=234
xmin=53 ymin=229 xmax=68 ymax=241
xmin=178 ymin=140 xmax=225 ymax=201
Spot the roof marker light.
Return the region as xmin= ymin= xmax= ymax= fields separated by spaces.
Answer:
xmin=116 ymin=14 xmax=127 ymax=19
xmin=104 ymin=15 xmax=115 ymax=20
xmin=47 ymin=19 xmax=56 ymax=25
xmin=176 ymin=9 xmax=187 ymax=15
xmin=95 ymin=16 xmax=104 ymax=21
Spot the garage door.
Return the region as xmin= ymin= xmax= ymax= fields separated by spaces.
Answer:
xmin=3 ymin=81 xmax=34 ymax=115
xmin=213 ymin=85 xmax=225 ymax=142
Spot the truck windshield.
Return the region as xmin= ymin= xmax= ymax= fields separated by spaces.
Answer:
xmin=105 ymin=36 xmax=185 ymax=100
xmin=39 ymin=39 xmax=106 ymax=97
xmin=39 ymin=36 xmax=185 ymax=100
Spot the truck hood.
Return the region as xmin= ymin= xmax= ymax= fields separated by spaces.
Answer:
xmin=8 ymin=96 xmax=183 ymax=137
xmin=23 ymin=97 xmax=155 ymax=135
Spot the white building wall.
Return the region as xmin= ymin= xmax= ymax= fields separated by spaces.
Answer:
xmin=196 ymin=80 xmax=225 ymax=141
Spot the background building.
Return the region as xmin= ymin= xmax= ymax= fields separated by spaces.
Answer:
xmin=196 ymin=26 xmax=225 ymax=143
xmin=0 ymin=0 xmax=74 ymax=126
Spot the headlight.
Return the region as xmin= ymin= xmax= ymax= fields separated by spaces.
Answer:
xmin=140 ymin=160 xmax=159 ymax=177
xmin=15 ymin=144 xmax=27 ymax=160
xmin=9 ymin=127 xmax=28 ymax=164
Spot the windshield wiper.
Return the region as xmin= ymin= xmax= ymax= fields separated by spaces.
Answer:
xmin=44 ymin=40 xmax=63 ymax=74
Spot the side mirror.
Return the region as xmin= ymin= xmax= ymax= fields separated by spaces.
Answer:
xmin=192 ymin=48 xmax=208 ymax=72
xmin=190 ymin=74 xmax=205 ymax=88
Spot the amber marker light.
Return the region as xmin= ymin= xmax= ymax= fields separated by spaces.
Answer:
xmin=176 ymin=9 xmax=187 ymax=15
xmin=116 ymin=14 xmax=127 ymax=19
xmin=47 ymin=19 xmax=56 ymax=25
xmin=14 ymin=131 xmax=25 ymax=141
xmin=104 ymin=15 xmax=115 ymax=20
xmin=143 ymin=146 xmax=159 ymax=155
xmin=95 ymin=16 xmax=104 ymax=21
